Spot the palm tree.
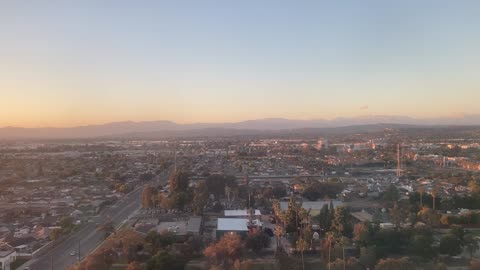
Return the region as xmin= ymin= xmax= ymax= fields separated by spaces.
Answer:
xmin=418 ymin=186 xmax=425 ymax=207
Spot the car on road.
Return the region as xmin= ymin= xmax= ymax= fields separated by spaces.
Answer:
xmin=70 ymin=251 xmax=76 ymax=256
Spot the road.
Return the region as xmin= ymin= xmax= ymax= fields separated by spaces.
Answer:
xmin=22 ymin=187 xmax=143 ymax=270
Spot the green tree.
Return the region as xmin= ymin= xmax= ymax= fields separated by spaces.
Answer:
xmin=450 ymin=225 xmax=465 ymax=243
xmin=439 ymin=234 xmax=462 ymax=256
xmin=465 ymin=234 xmax=479 ymax=259
xmin=141 ymin=185 xmax=156 ymax=209
xmin=169 ymin=191 xmax=189 ymax=210
xmin=169 ymin=170 xmax=190 ymax=193
xmin=205 ymin=174 xmax=226 ymax=199
xmin=246 ymin=228 xmax=270 ymax=252
xmin=192 ymin=181 xmax=209 ymax=215
xmin=60 ymin=216 xmax=75 ymax=233
xmin=331 ymin=206 xmax=352 ymax=238
xmin=408 ymin=234 xmax=436 ymax=260
xmin=284 ymin=196 xmax=301 ymax=234
xmin=383 ymin=184 xmax=400 ymax=205
xmin=49 ymin=228 xmax=63 ymax=241
xmin=146 ymin=250 xmax=186 ymax=270
xmin=375 ymin=257 xmax=414 ymax=270
xmin=317 ymin=204 xmax=333 ymax=233
xmin=359 ymin=246 xmax=376 ymax=270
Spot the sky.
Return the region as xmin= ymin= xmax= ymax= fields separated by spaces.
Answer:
xmin=1 ymin=1 xmax=480 ymax=128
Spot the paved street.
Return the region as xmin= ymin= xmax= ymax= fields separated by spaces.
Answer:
xmin=20 ymin=187 xmax=143 ymax=270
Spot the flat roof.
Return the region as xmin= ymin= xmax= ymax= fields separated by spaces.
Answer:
xmin=217 ymin=218 xmax=249 ymax=231
xmin=224 ymin=209 xmax=261 ymax=217
xmin=157 ymin=216 xmax=202 ymax=235
xmin=279 ymin=200 xmax=343 ymax=211
xmin=351 ymin=211 xmax=373 ymax=222
xmin=186 ymin=216 xmax=202 ymax=234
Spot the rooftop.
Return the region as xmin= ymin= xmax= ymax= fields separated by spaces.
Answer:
xmin=224 ymin=209 xmax=261 ymax=217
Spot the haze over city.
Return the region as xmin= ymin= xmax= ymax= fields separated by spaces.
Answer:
xmin=1 ymin=1 xmax=480 ymax=128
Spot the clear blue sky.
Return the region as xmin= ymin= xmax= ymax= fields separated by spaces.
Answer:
xmin=1 ymin=1 xmax=479 ymax=127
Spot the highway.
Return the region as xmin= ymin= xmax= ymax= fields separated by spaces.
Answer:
xmin=22 ymin=187 xmax=143 ymax=270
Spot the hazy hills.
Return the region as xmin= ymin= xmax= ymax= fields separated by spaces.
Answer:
xmin=2 ymin=115 xmax=480 ymax=139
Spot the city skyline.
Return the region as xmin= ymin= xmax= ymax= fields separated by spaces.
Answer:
xmin=1 ymin=1 xmax=480 ymax=127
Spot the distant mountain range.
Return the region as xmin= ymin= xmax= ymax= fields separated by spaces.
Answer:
xmin=2 ymin=115 xmax=480 ymax=139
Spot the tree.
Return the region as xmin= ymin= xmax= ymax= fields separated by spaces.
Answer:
xmin=272 ymin=186 xmax=287 ymax=199
xmin=431 ymin=186 xmax=439 ymax=210
xmin=146 ymin=250 xmax=186 ymax=270
xmin=272 ymin=200 xmax=285 ymax=223
xmin=302 ymin=182 xmax=343 ymax=201
xmin=204 ymin=233 xmax=244 ymax=269
xmin=246 ymin=228 xmax=270 ymax=252
xmin=145 ymin=231 xmax=175 ymax=254
xmin=353 ymin=223 xmax=368 ymax=246
xmin=60 ymin=216 xmax=75 ymax=233
xmin=439 ymin=234 xmax=462 ymax=256
xmin=390 ymin=203 xmax=408 ymax=228
xmin=317 ymin=204 xmax=333 ymax=233
xmin=375 ymin=257 xmax=414 ymax=270
xmin=169 ymin=170 xmax=190 ymax=194
xmin=84 ymin=254 xmax=108 ymax=270
xmin=423 ymin=262 xmax=447 ymax=270
xmin=296 ymin=238 xmax=308 ymax=270
xmin=126 ymin=261 xmax=142 ymax=270
xmin=408 ymin=234 xmax=435 ymax=260
xmin=303 ymin=225 xmax=314 ymax=249
xmin=465 ymin=234 xmax=480 ymax=259
xmin=141 ymin=185 xmax=155 ymax=209
xmin=192 ymin=181 xmax=209 ymax=215
xmin=328 ymin=257 xmax=362 ymax=270
xmin=205 ymin=174 xmax=226 ymax=199
xmin=169 ymin=191 xmax=189 ymax=210
xmin=275 ymin=247 xmax=300 ymax=270
xmin=331 ymin=206 xmax=352 ymax=238
xmin=49 ymin=228 xmax=63 ymax=241
xmin=284 ymin=196 xmax=301 ymax=234
xmin=383 ymin=184 xmax=400 ymax=204
xmin=417 ymin=207 xmax=440 ymax=227
xmin=450 ymin=225 xmax=465 ymax=243
xmin=359 ymin=246 xmax=376 ymax=270
xmin=274 ymin=226 xmax=284 ymax=249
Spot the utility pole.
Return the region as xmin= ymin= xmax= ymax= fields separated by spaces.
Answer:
xmin=174 ymin=140 xmax=177 ymax=173
xmin=396 ymin=143 xmax=402 ymax=177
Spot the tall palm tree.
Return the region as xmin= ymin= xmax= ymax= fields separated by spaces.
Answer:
xmin=431 ymin=185 xmax=439 ymax=210
xmin=418 ymin=186 xmax=425 ymax=207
